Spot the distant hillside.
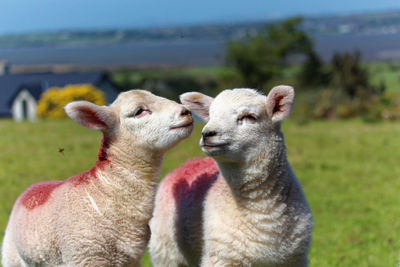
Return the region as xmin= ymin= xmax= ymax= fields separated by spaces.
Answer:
xmin=304 ymin=11 xmax=400 ymax=35
xmin=0 ymin=10 xmax=400 ymax=48
xmin=0 ymin=23 xmax=263 ymax=48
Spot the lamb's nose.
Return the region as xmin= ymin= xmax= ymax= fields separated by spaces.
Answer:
xmin=180 ymin=108 xmax=191 ymax=117
xmin=202 ymin=131 xmax=217 ymax=140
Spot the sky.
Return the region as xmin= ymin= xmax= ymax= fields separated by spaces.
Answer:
xmin=1 ymin=0 xmax=400 ymax=35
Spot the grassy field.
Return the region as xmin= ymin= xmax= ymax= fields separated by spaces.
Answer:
xmin=368 ymin=61 xmax=400 ymax=92
xmin=0 ymin=119 xmax=399 ymax=266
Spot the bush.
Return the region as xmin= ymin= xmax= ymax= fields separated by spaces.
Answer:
xmin=297 ymin=51 xmax=330 ymax=88
xmin=375 ymin=91 xmax=400 ymax=120
xmin=291 ymin=87 xmax=400 ymax=122
xmin=37 ymin=84 xmax=105 ymax=119
xmin=330 ymin=51 xmax=375 ymax=99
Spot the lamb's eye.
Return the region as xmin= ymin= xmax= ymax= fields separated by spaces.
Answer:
xmin=240 ymin=114 xmax=257 ymax=123
xmin=130 ymin=107 xmax=151 ymax=118
xmin=134 ymin=108 xmax=144 ymax=117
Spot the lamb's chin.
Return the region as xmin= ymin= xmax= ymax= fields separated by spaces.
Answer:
xmin=201 ymin=145 xmax=228 ymax=156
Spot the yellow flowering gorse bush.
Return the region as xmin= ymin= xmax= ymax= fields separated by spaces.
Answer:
xmin=37 ymin=84 xmax=105 ymax=119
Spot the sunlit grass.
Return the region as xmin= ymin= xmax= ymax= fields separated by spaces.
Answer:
xmin=367 ymin=61 xmax=400 ymax=92
xmin=0 ymin=119 xmax=399 ymax=266
xmin=283 ymin=120 xmax=400 ymax=266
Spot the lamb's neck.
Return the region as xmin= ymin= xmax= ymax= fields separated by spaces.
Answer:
xmin=84 ymin=136 xmax=161 ymax=226
xmin=217 ymin=132 xmax=291 ymax=207
xmin=96 ymin=135 xmax=163 ymax=189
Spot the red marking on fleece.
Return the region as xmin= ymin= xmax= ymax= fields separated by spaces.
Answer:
xmin=20 ymin=137 xmax=113 ymax=210
xmin=165 ymin=157 xmax=218 ymax=185
xmin=161 ymin=157 xmax=219 ymax=204
xmin=20 ymin=181 xmax=63 ymax=210
xmin=69 ymin=135 xmax=112 ymax=186
xmin=98 ymin=136 xmax=111 ymax=161
xmin=68 ymin=160 xmax=111 ymax=186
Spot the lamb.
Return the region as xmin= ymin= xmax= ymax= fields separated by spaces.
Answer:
xmin=149 ymin=86 xmax=313 ymax=266
xmin=1 ymin=89 xmax=194 ymax=267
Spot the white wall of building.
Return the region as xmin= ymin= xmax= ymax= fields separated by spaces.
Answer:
xmin=12 ymin=90 xmax=37 ymax=122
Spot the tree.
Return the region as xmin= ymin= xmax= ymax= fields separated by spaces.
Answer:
xmin=330 ymin=51 xmax=373 ymax=98
xmin=226 ymin=17 xmax=315 ymax=88
xmin=298 ymin=51 xmax=330 ymax=87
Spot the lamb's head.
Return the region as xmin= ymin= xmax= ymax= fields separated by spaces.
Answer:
xmin=65 ymin=90 xmax=194 ymax=153
xmin=180 ymin=86 xmax=294 ymax=162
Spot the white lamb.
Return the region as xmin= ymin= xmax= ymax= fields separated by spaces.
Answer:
xmin=1 ymin=89 xmax=194 ymax=267
xmin=149 ymin=86 xmax=313 ymax=266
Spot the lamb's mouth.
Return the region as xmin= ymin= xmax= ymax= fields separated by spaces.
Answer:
xmin=170 ymin=120 xmax=194 ymax=130
xmin=201 ymin=143 xmax=229 ymax=150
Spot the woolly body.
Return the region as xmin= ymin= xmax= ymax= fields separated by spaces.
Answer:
xmin=149 ymin=87 xmax=312 ymax=266
xmin=2 ymin=90 xmax=193 ymax=267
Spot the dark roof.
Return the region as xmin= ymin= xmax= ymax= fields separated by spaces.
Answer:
xmin=7 ymin=82 xmax=44 ymax=106
xmin=0 ymin=72 xmax=105 ymax=116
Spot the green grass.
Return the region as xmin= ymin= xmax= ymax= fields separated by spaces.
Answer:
xmin=367 ymin=61 xmax=400 ymax=92
xmin=0 ymin=119 xmax=399 ymax=266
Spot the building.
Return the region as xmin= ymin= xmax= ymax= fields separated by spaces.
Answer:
xmin=0 ymin=62 xmax=119 ymax=121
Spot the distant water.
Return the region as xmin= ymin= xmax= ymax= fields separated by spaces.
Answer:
xmin=0 ymin=40 xmax=226 ymax=66
xmin=0 ymin=34 xmax=400 ymax=66
xmin=313 ymin=33 xmax=400 ymax=61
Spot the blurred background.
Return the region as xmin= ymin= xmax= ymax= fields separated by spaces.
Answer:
xmin=1 ymin=0 xmax=400 ymax=121
xmin=0 ymin=0 xmax=400 ymax=266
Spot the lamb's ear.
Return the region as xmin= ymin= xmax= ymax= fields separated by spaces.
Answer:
xmin=65 ymin=101 xmax=117 ymax=130
xmin=180 ymin=92 xmax=214 ymax=122
xmin=266 ymin=85 xmax=295 ymax=123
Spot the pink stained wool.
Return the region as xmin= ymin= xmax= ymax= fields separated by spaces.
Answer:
xmin=160 ymin=157 xmax=219 ymax=204
xmin=98 ymin=136 xmax=111 ymax=161
xmin=19 ymin=136 xmax=112 ymax=209
xmin=20 ymin=181 xmax=63 ymax=210
xmin=68 ymin=159 xmax=112 ymax=186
